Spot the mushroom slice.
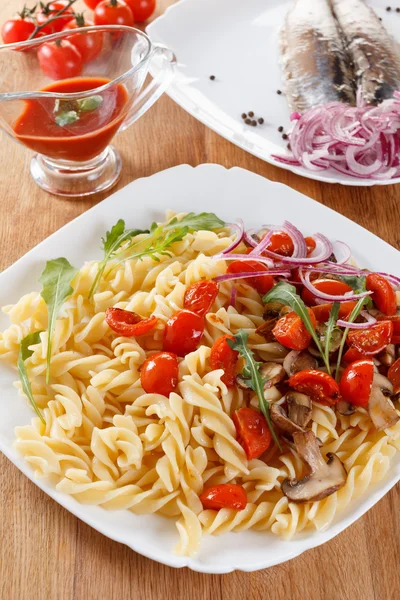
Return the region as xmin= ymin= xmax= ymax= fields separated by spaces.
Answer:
xmin=286 ymin=391 xmax=312 ymax=427
xmin=235 ymin=374 xmax=252 ymax=390
xmin=256 ymin=317 xmax=277 ymax=342
xmin=282 ymin=431 xmax=347 ymax=503
xmin=262 ymin=301 xmax=284 ymax=320
xmin=336 ymin=400 xmax=355 ymax=416
xmin=260 ymin=362 xmax=286 ymax=390
xmin=369 ymin=373 xmax=399 ymax=431
xmin=270 ymin=403 xmax=304 ymax=435
xmin=283 ymin=350 xmax=318 ymax=377
xmin=376 ymin=344 xmax=395 ymax=368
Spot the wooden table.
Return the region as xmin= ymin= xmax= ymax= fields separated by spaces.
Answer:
xmin=1 ymin=1 xmax=399 ymax=599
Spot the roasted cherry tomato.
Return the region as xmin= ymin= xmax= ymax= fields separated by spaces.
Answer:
xmin=140 ymin=351 xmax=178 ymax=396
xmin=342 ymin=347 xmax=368 ymax=364
xmin=36 ymin=1 xmax=75 ymax=34
xmin=273 ymin=309 xmax=316 ymax=351
xmin=163 ymin=310 xmax=204 ymax=356
xmin=233 ymin=407 xmax=272 ymax=459
xmin=301 ymin=278 xmax=353 ymax=306
xmin=183 ymin=280 xmax=219 ymax=317
xmin=388 ymin=357 xmax=400 ymax=395
xmin=347 ymin=321 xmax=393 ymax=355
xmin=1 ymin=17 xmax=36 ymax=44
xmin=339 ymin=359 xmax=374 ymax=407
xmin=124 ymin=0 xmax=156 ymax=21
xmin=376 ymin=314 xmax=400 ymax=337
xmin=94 ymin=0 xmax=135 ymax=26
xmin=209 ymin=335 xmax=239 ymax=387
xmin=288 ymin=369 xmax=341 ymax=405
xmin=84 ymin=0 xmax=102 ymax=8
xmin=199 ymin=484 xmax=247 ymax=511
xmin=63 ymin=16 xmax=103 ymax=62
xmin=305 ymin=236 xmax=316 ymax=256
xmin=226 ymin=260 xmax=274 ymax=295
xmin=392 ymin=335 xmax=400 ymax=344
xmin=38 ymin=40 xmax=83 ymax=80
xmin=105 ymin=307 xmax=158 ymax=336
xmin=265 ymin=231 xmax=294 ymax=257
xmin=366 ymin=273 xmax=397 ymax=316
xmin=311 ymin=301 xmax=357 ymax=323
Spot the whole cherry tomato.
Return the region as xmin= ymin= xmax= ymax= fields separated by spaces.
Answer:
xmin=163 ymin=310 xmax=204 ymax=356
xmin=288 ymin=369 xmax=341 ymax=405
xmin=388 ymin=357 xmax=400 ymax=395
xmin=311 ymin=301 xmax=357 ymax=323
xmin=265 ymin=231 xmax=294 ymax=257
xmin=36 ymin=1 xmax=75 ymax=34
xmin=339 ymin=359 xmax=374 ymax=407
xmin=366 ymin=273 xmax=397 ymax=316
xmin=200 ymin=484 xmax=247 ymax=511
xmin=63 ymin=15 xmax=103 ymax=62
xmin=124 ymin=0 xmax=156 ymax=22
xmin=140 ymin=351 xmax=178 ymax=396
xmin=227 ymin=260 xmax=274 ymax=295
xmin=1 ymin=17 xmax=36 ymax=44
xmin=347 ymin=321 xmax=393 ymax=355
xmin=301 ymin=278 xmax=353 ymax=306
xmin=209 ymin=335 xmax=239 ymax=387
xmin=305 ymin=236 xmax=316 ymax=256
xmin=183 ymin=280 xmax=219 ymax=317
xmin=233 ymin=407 xmax=272 ymax=459
xmin=273 ymin=309 xmax=316 ymax=351
xmin=38 ymin=39 xmax=83 ymax=80
xmin=84 ymin=0 xmax=102 ymax=8
xmin=105 ymin=307 xmax=158 ymax=336
xmin=94 ymin=0 xmax=135 ymax=26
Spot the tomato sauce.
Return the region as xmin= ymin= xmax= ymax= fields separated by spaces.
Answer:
xmin=13 ymin=77 xmax=128 ymax=162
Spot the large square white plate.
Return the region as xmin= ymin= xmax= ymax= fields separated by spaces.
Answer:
xmin=0 ymin=164 xmax=399 ymax=573
xmin=147 ymin=0 xmax=400 ymax=186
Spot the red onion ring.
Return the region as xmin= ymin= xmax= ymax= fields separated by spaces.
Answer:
xmin=215 ymin=253 xmax=275 ymax=268
xmin=249 ymin=221 xmax=307 ymax=259
xmin=214 ymin=270 xmax=291 ymax=283
xmin=229 ymin=286 xmax=237 ymax=307
xmin=243 ymin=229 xmax=257 ymax=248
xmin=299 ymin=269 xmax=373 ymax=302
xmin=261 ymin=232 xmax=333 ymax=265
xmin=337 ymin=311 xmax=377 ymax=329
xmin=331 ymin=240 xmax=352 ymax=264
xmin=221 ymin=220 xmax=244 ymax=255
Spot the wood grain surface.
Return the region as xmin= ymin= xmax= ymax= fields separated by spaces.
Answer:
xmin=0 ymin=1 xmax=399 ymax=599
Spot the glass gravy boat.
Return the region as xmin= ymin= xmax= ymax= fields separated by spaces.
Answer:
xmin=0 ymin=25 xmax=176 ymax=197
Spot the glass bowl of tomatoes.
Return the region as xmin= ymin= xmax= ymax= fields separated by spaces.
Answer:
xmin=0 ymin=24 xmax=175 ymax=197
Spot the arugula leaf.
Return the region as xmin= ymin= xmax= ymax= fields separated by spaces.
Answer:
xmin=334 ymin=297 xmax=368 ymax=381
xmin=340 ymin=274 xmax=366 ymax=292
xmin=164 ymin=212 xmax=225 ymax=232
xmin=18 ymin=332 xmax=45 ymax=424
xmin=323 ymin=302 xmax=340 ymax=368
xmin=40 ymin=258 xmax=78 ymax=383
xmin=227 ymin=330 xmax=282 ymax=451
xmin=77 ymin=95 xmax=103 ymax=113
xmin=113 ymin=226 xmax=190 ymax=266
xmin=55 ymin=110 xmax=79 ymax=127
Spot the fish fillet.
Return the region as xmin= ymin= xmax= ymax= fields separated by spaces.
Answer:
xmin=280 ymin=0 xmax=355 ymax=112
xmin=330 ymin=0 xmax=400 ymax=104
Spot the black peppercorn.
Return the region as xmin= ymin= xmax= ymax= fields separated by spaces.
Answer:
xmin=245 ymin=118 xmax=252 ymax=125
xmin=248 ymin=111 xmax=254 ymax=117
xmin=251 ymin=120 xmax=257 ymax=126
xmin=386 ymin=6 xmax=391 ymax=11
xmin=282 ymin=133 xmax=288 ymax=140
xmin=277 ymin=89 xmax=282 ymax=95
xmin=258 ymin=118 xmax=264 ymax=124
xmin=209 ymin=75 xmax=216 ymax=80
xmin=278 ymin=126 xmax=284 ymax=132
xmin=241 ymin=113 xmax=247 ymax=119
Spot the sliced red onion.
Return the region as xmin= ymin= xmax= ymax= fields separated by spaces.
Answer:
xmin=299 ymin=269 xmax=373 ymax=301
xmin=230 ymin=286 xmax=237 ymax=307
xmin=337 ymin=311 xmax=377 ymax=329
xmin=243 ymin=229 xmax=257 ymax=247
xmin=215 ymin=253 xmax=275 ymax=268
xmin=262 ymin=232 xmax=333 ymax=265
xmin=332 ymin=240 xmax=352 ymax=264
xmin=221 ymin=220 xmax=244 ymax=255
xmin=290 ymin=112 xmax=301 ymax=121
xmin=248 ymin=221 xmax=307 ymax=259
xmin=214 ymin=269 xmax=291 ymax=283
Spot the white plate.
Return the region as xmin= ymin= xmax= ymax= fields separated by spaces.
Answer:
xmin=147 ymin=0 xmax=400 ymax=186
xmin=0 ymin=164 xmax=399 ymax=573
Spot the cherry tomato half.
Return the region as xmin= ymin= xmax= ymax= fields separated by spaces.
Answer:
xmin=311 ymin=301 xmax=357 ymax=324
xmin=339 ymin=359 xmax=374 ymax=407
xmin=226 ymin=260 xmax=274 ymax=295
xmin=265 ymin=231 xmax=294 ymax=257
xmin=36 ymin=1 xmax=75 ymax=34
xmin=347 ymin=321 xmax=393 ymax=355
xmin=163 ymin=310 xmax=204 ymax=356
xmin=200 ymin=484 xmax=247 ymax=511
xmin=366 ymin=273 xmax=397 ymax=316
xmin=301 ymin=278 xmax=353 ymax=306
xmin=342 ymin=347 xmax=368 ymax=364
xmin=273 ymin=309 xmax=316 ymax=351
xmin=38 ymin=40 xmax=83 ymax=80
xmin=209 ymin=335 xmax=239 ymax=387
xmin=233 ymin=407 xmax=272 ymax=459
xmin=140 ymin=352 xmax=179 ymax=396
xmin=183 ymin=280 xmax=219 ymax=317
xmin=1 ymin=18 xmax=36 ymax=44
xmin=94 ymin=0 xmax=135 ymax=26
xmin=63 ymin=17 xmax=103 ymax=62
xmin=288 ymin=369 xmax=341 ymax=405
xmin=124 ymin=0 xmax=156 ymax=22
xmin=388 ymin=357 xmax=400 ymax=395
xmin=305 ymin=236 xmax=316 ymax=256
xmin=105 ymin=307 xmax=158 ymax=336
xmin=376 ymin=314 xmax=400 ymax=337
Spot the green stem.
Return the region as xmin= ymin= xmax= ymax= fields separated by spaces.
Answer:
xmin=335 ymin=297 xmax=366 ymax=381
xmin=28 ymin=0 xmax=77 ymax=40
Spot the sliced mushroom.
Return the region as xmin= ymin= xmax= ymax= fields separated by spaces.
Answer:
xmin=368 ymin=373 xmax=399 ymax=431
xmin=236 ymin=374 xmax=252 ymax=390
xmin=376 ymin=344 xmax=395 ymax=368
xmin=256 ymin=317 xmax=277 ymax=342
xmin=282 ymin=431 xmax=347 ymax=503
xmin=336 ymin=400 xmax=355 ymax=416
xmin=283 ymin=350 xmax=318 ymax=377
xmin=260 ymin=362 xmax=286 ymax=390
xmin=316 ymin=323 xmax=343 ymax=353
xmin=262 ymin=301 xmax=284 ymax=320
xmin=286 ymin=391 xmax=312 ymax=427
xmin=270 ymin=403 xmax=304 ymax=435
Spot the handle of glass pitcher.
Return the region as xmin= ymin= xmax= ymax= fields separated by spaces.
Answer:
xmin=120 ymin=44 xmax=177 ymax=132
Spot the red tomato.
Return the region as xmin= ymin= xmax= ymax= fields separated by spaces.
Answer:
xmin=347 ymin=321 xmax=393 ymax=355
xmin=84 ymin=0 xmax=102 ymax=8
xmin=200 ymin=484 xmax=247 ymax=511
xmin=94 ymin=0 xmax=135 ymax=26
xmin=163 ymin=310 xmax=204 ymax=356
xmin=209 ymin=335 xmax=239 ymax=387
xmin=392 ymin=335 xmax=400 ymax=344
xmin=388 ymin=357 xmax=400 ymax=395
xmin=38 ymin=40 xmax=83 ymax=80
xmin=339 ymin=359 xmax=374 ymax=407
xmin=311 ymin=301 xmax=357 ymax=323
xmin=36 ymin=1 xmax=75 ymax=34
xmin=376 ymin=314 xmax=400 ymax=336
xmin=105 ymin=307 xmax=158 ymax=336
xmin=63 ymin=17 xmax=103 ymax=62
xmin=342 ymin=347 xmax=368 ymax=364
xmin=140 ymin=352 xmax=178 ymax=396
xmin=124 ymin=0 xmax=156 ymax=22
xmin=233 ymin=407 xmax=272 ymax=459
xmin=1 ymin=18 xmax=36 ymax=44
xmin=288 ymin=370 xmax=341 ymax=405
xmin=301 ymin=278 xmax=353 ymax=306
xmin=273 ymin=309 xmax=316 ymax=351
xmin=266 ymin=231 xmax=294 ymax=257
xmin=183 ymin=280 xmax=219 ymax=317
xmin=305 ymin=236 xmax=316 ymax=256
xmin=366 ymin=273 xmax=397 ymax=316
xmin=226 ymin=260 xmax=274 ymax=295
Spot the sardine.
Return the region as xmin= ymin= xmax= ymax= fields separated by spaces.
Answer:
xmin=280 ymin=0 xmax=355 ymax=112
xmin=330 ymin=0 xmax=400 ymax=104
